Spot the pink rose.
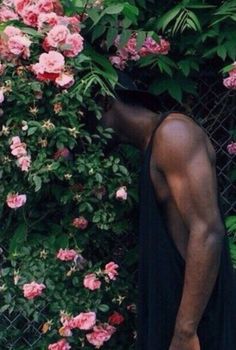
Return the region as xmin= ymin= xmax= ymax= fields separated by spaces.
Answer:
xmin=227 ymin=142 xmax=236 ymax=155
xmin=139 ymin=37 xmax=170 ymax=57
xmin=86 ymin=323 xmax=116 ymax=349
xmin=63 ymin=33 xmax=84 ymax=57
xmin=8 ymin=35 xmax=31 ymax=58
xmin=11 ymin=145 xmax=27 ymax=158
xmin=104 ymin=261 xmax=119 ymax=280
xmin=11 ymin=136 xmax=21 ymax=145
xmin=14 ymin=0 xmax=31 ymax=15
xmin=72 ymin=312 xmax=96 ymax=330
xmin=21 ymin=5 xmax=39 ymax=27
xmin=0 ymin=90 xmax=4 ymax=104
xmin=48 ymin=339 xmax=71 ymax=350
xmin=109 ymin=55 xmax=126 ymax=70
xmin=223 ymin=75 xmax=236 ymax=90
xmin=46 ymin=24 xmax=69 ymax=47
xmin=10 ymin=136 xmax=27 ymax=158
xmin=37 ymin=0 xmax=54 ymax=13
xmin=0 ymin=7 xmax=19 ymax=22
xmin=72 ymin=216 xmax=88 ymax=230
xmin=23 ymin=281 xmax=46 ymax=299
xmin=59 ymin=324 xmax=73 ymax=337
xmin=126 ymin=36 xmax=138 ymax=57
xmin=56 ymin=248 xmax=78 ymax=261
xmin=116 ymin=186 xmax=127 ymax=201
xmin=38 ymin=51 xmax=65 ymax=73
xmin=53 ymin=147 xmax=70 ymax=160
xmin=6 ymin=193 xmax=27 ymax=209
xmin=17 ymin=155 xmax=31 ymax=171
xmin=83 ymin=273 xmax=101 ymax=290
xmin=32 ymin=51 xmax=65 ymax=81
xmin=37 ymin=12 xmax=59 ymax=30
xmin=4 ymin=25 xmax=22 ymax=37
xmin=158 ymin=38 xmax=170 ymax=55
xmin=55 ymin=73 xmax=74 ymax=88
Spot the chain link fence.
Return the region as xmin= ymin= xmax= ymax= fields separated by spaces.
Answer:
xmin=0 ymin=76 xmax=235 ymax=349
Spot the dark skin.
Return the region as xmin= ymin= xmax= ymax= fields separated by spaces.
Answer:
xmin=100 ymin=98 xmax=225 ymax=350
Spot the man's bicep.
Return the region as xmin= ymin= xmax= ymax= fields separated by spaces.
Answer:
xmin=161 ymin=147 xmax=223 ymax=232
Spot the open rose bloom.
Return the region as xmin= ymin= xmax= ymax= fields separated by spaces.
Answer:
xmin=23 ymin=281 xmax=46 ymax=299
xmin=6 ymin=193 xmax=27 ymax=209
xmin=223 ymin=62 xmax=236 ymax=90
xmin=56 ymin=248 xmax=78 ymax=261
xmin=48 ymin=338 xmax=71 ymax=350
xmin=104 ymin=261 xmax=119 ymax=280
xmin=83 ymin=273 xmax=101 ymax=290
xmin=86 ymin=323 xmax=116 ymax=349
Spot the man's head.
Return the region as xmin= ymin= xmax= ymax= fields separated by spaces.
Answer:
xmin=98 ymin=72 xmax=161 ymax=151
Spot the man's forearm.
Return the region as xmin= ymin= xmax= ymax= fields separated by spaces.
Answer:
xmin=173 ymin=228 xmax=224 ymax=337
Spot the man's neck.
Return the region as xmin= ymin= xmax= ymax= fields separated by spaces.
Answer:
xmin=112 ymin=102 xmax=162 ymax=151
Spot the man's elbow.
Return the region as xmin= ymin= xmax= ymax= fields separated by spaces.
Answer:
xmin=191 ymin=221 xmax=225 ymax=245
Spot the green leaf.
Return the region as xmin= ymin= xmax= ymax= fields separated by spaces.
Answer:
xmin=106 ymin=27 xmax=118 ymax=49
xmin=150 ymin=78 xmax=168 ymax=95
xmin=27 ymin=127 xmax=38 ymax=136
xmin=105 ymin=4 xmax=124 ymax=15
xmin=136 ymin=31 xmax=146 ymax=51
xmin=123 ymin=3 xmax=139 ymax=22
xmin=92 ymin=25 xmax=106 ymax=42
xmin=157 ymin=5 xmax=182 ymax=32
xmin=168 ymin=81 xmax=183 ymax=103
xmin=118 ymin=29 xmax=132 ymax=48
xmin=21 ymin=27 xmax=44 ymax=38
xmin=33 ymin=175 xmax=42 ymax=192
xmin=87 ymin=8 xmax=100 ymax=23
xmin=226 ymin=216 xmax=236 ymax=233
xmin=98 ymin=304 xmax=110 ymax=312
xmin=178 ymin=60 xmax=191 ymax=76
xmin=188 ymin=11 xmax=202 ymax=31
xmin=217 ymin=45 xmax=227 ymax=60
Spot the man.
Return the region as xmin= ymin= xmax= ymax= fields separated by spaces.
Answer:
xmin=99 ymin=76 xmax=236 ymax=350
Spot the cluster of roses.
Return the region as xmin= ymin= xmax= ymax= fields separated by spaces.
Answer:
xmin=0 ymin=0 xmax=63 ymax=27
xmin=10 ymin=136 xmax=31 ymax=172
xmin=22 ymin=249 xmax=123 ymax=349
xmin=0 ymin=25 xmax=32 ymax=61
xmin=223 ymin=62 xmax=236 ymax=90
xmin=110 ymin=33 xmax=170 ymax=70
xmin=5 ymin=185 xmax=127 ymax=212
xmin=0 ymin=0 xmax=84 ymax=88
xmin=6 ymin=137 xmax=30 ymax=209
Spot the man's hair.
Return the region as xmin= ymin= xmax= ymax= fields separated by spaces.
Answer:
xmin=115 ymin=89 xmax=160 ymax=113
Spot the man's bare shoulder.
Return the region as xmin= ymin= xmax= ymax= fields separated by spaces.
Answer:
xmin=152 ymin=112 xmax=214 ymax=168
xmin=157 ymin=112 xmax=204 ymax=143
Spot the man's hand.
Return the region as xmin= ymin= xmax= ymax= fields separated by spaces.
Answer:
xmin=169 ymin=332 xmax=200 ymax=350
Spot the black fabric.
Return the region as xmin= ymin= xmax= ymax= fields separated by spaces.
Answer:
xmin=136 ymin=111 xmax=236 ymax=350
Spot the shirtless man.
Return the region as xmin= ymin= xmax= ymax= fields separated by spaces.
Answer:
xmin=99 ymin=85 xmax=236 ymax=350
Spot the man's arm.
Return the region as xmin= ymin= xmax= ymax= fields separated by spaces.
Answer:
xmin=154 ymin=118 xmax=225 ymax=348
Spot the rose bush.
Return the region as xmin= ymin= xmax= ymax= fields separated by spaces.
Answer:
xmin=0 ymin=0 xmax=236 ymax=349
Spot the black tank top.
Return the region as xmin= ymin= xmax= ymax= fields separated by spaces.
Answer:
xmin=136 ymin=111 xmax=236 ymax=350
